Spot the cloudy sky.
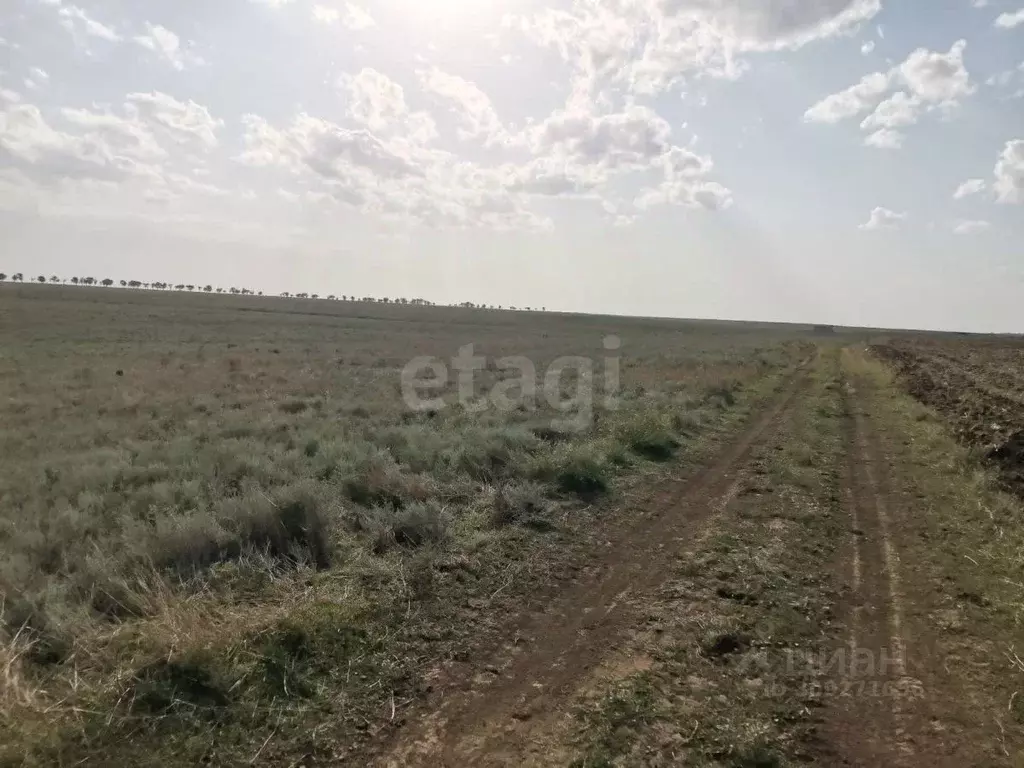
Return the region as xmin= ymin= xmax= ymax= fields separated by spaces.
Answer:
xmin=1 ymin=0 xmax=1022 ymax=331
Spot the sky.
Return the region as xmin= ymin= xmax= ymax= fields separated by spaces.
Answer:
xmin=0 ymin=0 xmax=1022 ymax=332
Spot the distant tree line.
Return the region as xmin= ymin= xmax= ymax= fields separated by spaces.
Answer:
xmin=0 ymin=272 xmax=546 ymax=312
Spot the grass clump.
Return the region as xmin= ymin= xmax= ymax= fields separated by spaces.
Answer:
xmin=132 ymin=652 xmax=231 ymax=720
xmin=444 ymin=427 xmax=540 ymax=482
xmin=618 ymin=415 xmax=680 ymax=462
xmin=704 ymin=381 xmax=738 ymax=408
xmin=354 ymin=501 xmax=449 ymax=553
xmin=340 ymin=450 xmax=430 ymax=510
xmin=556 ymin=452 xmax=609 ymax=499
xmin=278 ymin=399 xmax=308 ymax=414
xmin=490 ymin=480 xmax=550 ymax=528
xmin=152 ymin=483 xmax=332 ymax=574
xmin=257 ymin=603 xmax=367 ymax=699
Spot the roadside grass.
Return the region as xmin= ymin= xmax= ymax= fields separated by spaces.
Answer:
xmin=846 ymin=349 xmax=1024 ymax=628
xmin=569 ymin=349 xmax=847 ymax=766
xmin=0 ymin=287 xmax=812 ymax=763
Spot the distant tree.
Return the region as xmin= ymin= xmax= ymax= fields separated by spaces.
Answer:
xmin=101 ymin=278 xmax=113 ymax=287
xmin=71 ymin=277 xmax=79 ymax=285
xmin=175 ymin=284 xmax=185 ymax=290
xmin=216 ymin=287 xmax=223 ymax=293
xmin=257 ymin=291 xmax=263 ymax=296
xmin=0 ymin=273 xmax=6 ymax=281
xmin=128 ymin=280 xmax=141 ymax=288
xmin=119 ymin=280 xmax=127 ymax=287
xmin=85 ymin=277 xmax=95 ymax=286
xmin=12 ymin=273 xmax=23 ymax=282
xmin=36 ymin=275 xmax=45 ymax=283
xmin=311 ymin=294 xmax=319 ymax=299
xmin=203 ymin=285 xmax=212 ymax=292
xmin=50 ymin=276 xmax=59 ymax=284
xmin=281 ymin=292 xmax=291 ymax=297
xmin=297 ymin=292 xmax=308 ymax=299
xmin=186 ymin=284 xmax=195 ymax=291
xmin=327 ymin=295 xmax=336 ymax=300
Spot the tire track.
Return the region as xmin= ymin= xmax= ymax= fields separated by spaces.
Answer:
xmin=824 ymin=369 xmax=926 ymax=767
xmin=374 ymin=365 xmax=812 ymax=767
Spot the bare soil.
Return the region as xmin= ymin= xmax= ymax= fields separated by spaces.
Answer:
xmin=873 ymin=340 xmax=1024 ymax=499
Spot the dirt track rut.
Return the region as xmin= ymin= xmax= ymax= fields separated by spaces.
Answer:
xmin=819 ymin=363 xmax=1014 ymax=767
xmin=375 ymin=367 xmax=811 ymax=766
xmin=371 ymin=352 xmax=1021 ymax=766
xmin=823 ymin=375 xmax=927 ymax=766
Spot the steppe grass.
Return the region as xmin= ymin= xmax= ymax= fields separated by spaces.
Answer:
xmin=0 ymin=285 xmax=808 ymax=762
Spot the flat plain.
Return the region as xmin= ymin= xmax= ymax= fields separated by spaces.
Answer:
xmin=1 ymin=284 xmax=1022 ymax=766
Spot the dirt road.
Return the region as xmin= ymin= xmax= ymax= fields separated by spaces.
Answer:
xmin=366 ymin=349 xmax=1024 ymax=766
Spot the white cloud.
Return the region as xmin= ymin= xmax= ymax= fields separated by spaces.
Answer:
xmin=0 ymin=103 xmax=158 ymax=184
xmin=124 ymin=93 xmax=223 ymax=152
xmin=416 ymin=68 xmax=505 ymax=144
xmin=312 ymin=5 xmax=340 ymax=24
xmin=953 ymin=178 xmax=985 ymax=199
xmin=342 ymin=3 xmax=375 ymax=30
xmin=249 ymin=0 xmax=296 ymax=6
xmin=497 ymin=157 xmax=602 ymax=197
xmin=860 ymin=91 xmax=920 ymax=131
xmin=338 ymin=68 xmax=437 ymax=144
xmin=59 ymin=106 xmax=167 ymax=161
xmin=134 ymin=23 xmax=203 ymax=71
xmin=661 ymin=0 xmax=882 ymax=52
xmin=508 ymin=0 xmax=882 ymax=102
xmin=861 ymin=40 xmax=875 ymax=55
xmin=952 ymin=219 xmax=990 ymax=234
xmin=0 ymin=89 xmax=226 ymax=205
xmin=804 ymin=72 xmax=891 ymax=123
xmin=899 ymin=40 xmax=973 ymax=106
xmin=238 ymin=114 xmax=550 ymax=231
xmin=0 ymin=89 xmax=21 ymax=104
xmin=24 ymin=67 xmax=50 ymax=91
xmin=994 ymin=139 xmax=1024 ymax=203
xmin=806 ymin=41 xmax=973 ymax=147
xmin=636 ymin=177 xmax=733 ymax=210
xmin=635 ymin=144 xmax=730 ymax=210
xmin=863 ymin=128 xmax=903 ymax=148
xmin=530 ymin=105 xmax=673 ymax=169
xmin=860 ymin=206 xmax=906 ymax=229
xmin=58 ymin=6 xmax=121 ymax=43
xmin=995 ymin=8 xmax=1024 ymax=28
xmin=339 ymin=68 xmax=408 ymax=131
